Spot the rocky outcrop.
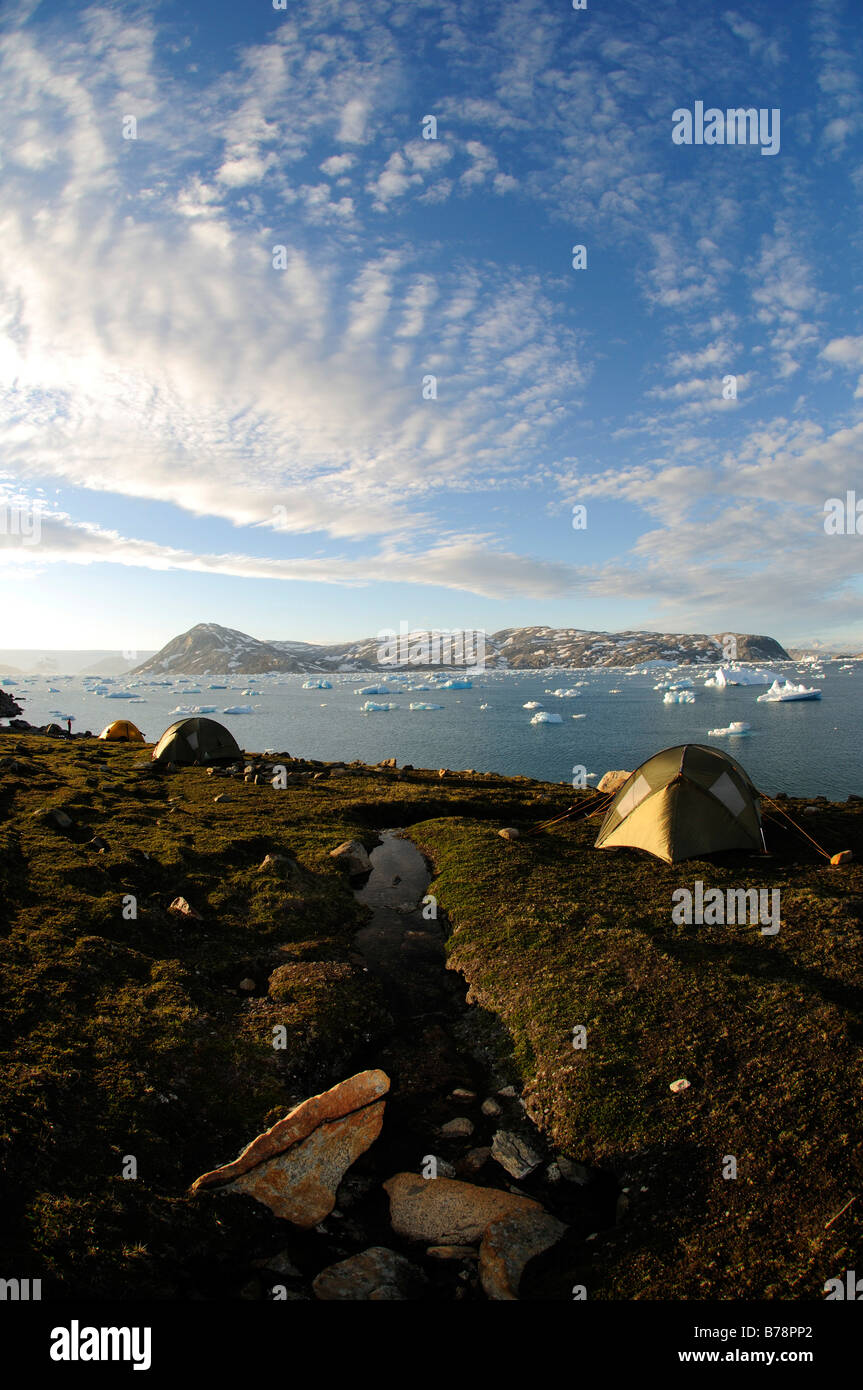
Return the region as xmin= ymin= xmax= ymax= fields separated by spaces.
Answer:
xmin=383 ymin=1173 xmax=543 ymax=1245
xmin=190 ymin=1070 xmax=390 ymax=1227
xmin=0 ymin=688 xmax=22 ymax=718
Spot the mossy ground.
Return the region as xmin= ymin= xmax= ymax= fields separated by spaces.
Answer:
xmin=1 ymin=730 xmax=861 ymax=1300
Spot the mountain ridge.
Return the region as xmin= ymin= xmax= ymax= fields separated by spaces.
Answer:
xmin=130 ymin=622 xmax=790 ymax=675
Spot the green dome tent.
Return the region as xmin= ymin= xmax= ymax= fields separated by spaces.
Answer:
xmin=594 ymin=744 xmax=765 ymax=864
xmin=151 ymin=717 xmax=242 ymax=767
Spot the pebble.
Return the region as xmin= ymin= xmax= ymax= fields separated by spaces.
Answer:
xmin=440 ymin=1117 xmax=474 ymax=1139
xmin=481 ymin=1098 xmax=501 ymax=1117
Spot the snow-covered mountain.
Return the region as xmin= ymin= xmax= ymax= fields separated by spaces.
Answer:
xmin=130 ymin=622 xmax=790 ymax=676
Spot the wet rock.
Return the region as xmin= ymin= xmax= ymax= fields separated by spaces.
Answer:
xmin=329 ymin=840 xmax=372 ymax=874
xmin=383 ymin=1173 xmax=543 ymax=1245
xmin=491 ymin=1130 xmax=543 ymax=1180
xmin=481 ymin=1098 xmax=501 ymax=1117
xmin=479 ymin=1210 xmax=568 ymax=1300
xmin=451 ymin=1087 xmax=476 ymax=1102
xmin=312 ymin=1247 xmax=428 ymax=1301
xmin=498 ymin=827 xmax=520 ymax=841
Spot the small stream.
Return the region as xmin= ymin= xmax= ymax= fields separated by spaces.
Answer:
xmin=336 ymin=829 xmax=620 ymax=1299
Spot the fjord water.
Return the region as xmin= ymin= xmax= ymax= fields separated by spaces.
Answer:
xmin=8 ymin=664 xmax=861 ymax=800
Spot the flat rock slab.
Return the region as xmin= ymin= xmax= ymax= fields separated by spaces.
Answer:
xmin=479 ymin=1210 xmax=568 ymax=1300
xmin=190 ymin=1069 xmax=390 ymax=1192
xmin=491 ymin=1130 xmax=543 ymax=1180
xmin=228 ymin=1100 xmax=386 ymax=1226
xmin=383 ymin=1173 xmax=543 ymax=1245
xmin=313 ymin=1247 xmax=428 ymax=1301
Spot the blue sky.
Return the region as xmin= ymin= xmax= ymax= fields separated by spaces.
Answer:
xmin=1 ymin=0 xmax=862 ymax=650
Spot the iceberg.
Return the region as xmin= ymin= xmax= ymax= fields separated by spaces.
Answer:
xmin=362 ymin=700 xmax=398 ymax=713
xmin=302 ymin=679 xmax=332 ymax=689
xmin=409 ymin=701 xmax=444 ymax=710
xmin=545 ymin=688 xmax=581 ymax=697
xmin=439 ymin=678 xmax=472 ymax=689
xmin=663 ymin=690 xmax=695 ymax=704
xmin=523 ymin=701 xmax=544 ymax=709
xmin=708 ymin=721 xmax=752 ymax=736
xmin=222 ymin=704 xmax=254 ymax=713
xmin=530 ymin=711 xmax=563 ymax=724
xmin=355 ymin=685 xmax=403 ymax=695
xmin=756 ymin=681 xmax=822 ymax=703
xmin=704 ymin=666 xmax=773 ymax=688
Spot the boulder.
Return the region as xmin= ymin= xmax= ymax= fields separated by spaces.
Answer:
xmin=479 ymin=1210 xmax=567 ymax=1300
xmin=383 ymin=1173 xmax=542 ymax=1245
xmin=312 ymin=1247 xmax=428 ymax=1301
xmin=498 ymin=828 xmax=520 ymax=841
xmin=226 ymin=1102 xmax=386 ymax=1226
xmin=491 ymin=1130 xmax=543 ymax=1180
xmin=597 ymin=770 xmax=631 ymax=794
xmin=329 ymin=840 xmax=372 ymax=874
xmin=191 ymin=1069 xmax=390 ymax=1208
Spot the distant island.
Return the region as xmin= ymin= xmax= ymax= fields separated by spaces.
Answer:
xmin=131 ymin=622 xmax=790 ymax=676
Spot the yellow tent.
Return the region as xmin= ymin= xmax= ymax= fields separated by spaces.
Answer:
xmin=99 ymin=719 xmax=146 ymax=743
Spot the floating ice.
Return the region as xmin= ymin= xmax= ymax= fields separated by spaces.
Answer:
xmin=439 ymin=678 xmax=472 ymax=689
xmin=704 ymin=666 xmax=773 ymax=688
xmin=523 ymin=701 xmax=544 ymax=709
xmin=302 ymin=679 xmax=332 ymax=690
xmin=362 ymin=700 xmax=398 ymax=712
xmin=757 ymin=680 xmax=822 ymax=703
xmin=530 ymin=711 xmax=563 ymax=724
xmin=409 ymin=701 xmax=444 ymax=710
xmin=223 ymin=704 xmax=254 ymax=713
xmin=708 ymin=721 xmax=752 ymax=736
xmin=663 ymin=690 xmax=696 ymax=704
